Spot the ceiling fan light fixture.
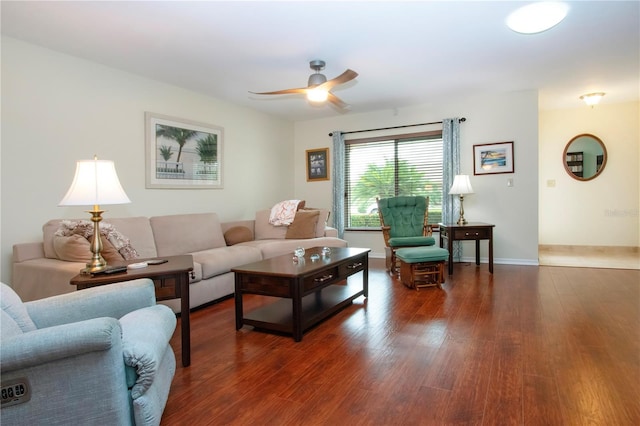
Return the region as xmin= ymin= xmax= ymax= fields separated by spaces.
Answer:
xmin=507 ymin=2 xmax=569 ymax=34
xmin=580 ymin=92 xmax=605 ymax=107
xmin=307 ymin=88 xmax=329 ymax=103
xmin=308 ymin=73 xmax=327 ymax=87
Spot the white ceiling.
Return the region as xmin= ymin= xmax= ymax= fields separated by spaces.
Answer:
xmin=2 ymin=1 xmax=638 ymax=121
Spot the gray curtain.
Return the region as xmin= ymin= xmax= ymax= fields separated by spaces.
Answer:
xmin=442 ymin=118 xmax=462 ymax=260
xmin=331 ymin=131 xmax=345 ymax=238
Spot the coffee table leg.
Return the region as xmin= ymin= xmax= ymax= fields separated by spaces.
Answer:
xmin=363 ymin=256 xmax=369 ymax=297
xmin=292 ymin=278 xmax=302 ymax=342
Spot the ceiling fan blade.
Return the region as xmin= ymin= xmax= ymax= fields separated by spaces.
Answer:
xmin=320 ymin=69 xmax=358 ymax=91
xmin=327 ymin=92 xmax=349 ymax=109
xmin=249 ymin=88 xmax=308 ymax=96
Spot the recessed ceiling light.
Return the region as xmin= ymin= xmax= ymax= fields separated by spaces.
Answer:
xmin=507 ymin=2 xmax=569 ymax=34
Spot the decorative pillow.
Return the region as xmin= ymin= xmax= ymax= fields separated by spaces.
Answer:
xmin=54 ymin=220 xmax=138 ymax=260
xmin=53 ymin=234 xmax=124 ymax=263
xmin=286 ymin=210 xmax=320 ymax=239
xmin=300 ymin=208 xmax=331 ymax=237
xmin=224 ymin=226 xmax=253 ymax=246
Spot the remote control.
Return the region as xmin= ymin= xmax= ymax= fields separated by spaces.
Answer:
xmin=147 ymin=259 xmax=168 ymax=265
xmin=93 ymin=265 xmax=127 ymax=276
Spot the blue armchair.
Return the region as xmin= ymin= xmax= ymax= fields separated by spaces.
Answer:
xmin=1 ymin=279 xmax=176 ymax=425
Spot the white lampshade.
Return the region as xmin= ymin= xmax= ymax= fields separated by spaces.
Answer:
xmin=59 ymin=158 xmax=130 ymax=206
xmin=449 ymin=175 xmax=474 ymax=195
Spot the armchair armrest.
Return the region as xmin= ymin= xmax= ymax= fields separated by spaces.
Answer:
xmin=25 ymin=279 xmax=156 ymax=328
xmin=120 ymin=304 xmax=177 ymax=399
xmin=1 ymin=318 xmax=121 ymax=372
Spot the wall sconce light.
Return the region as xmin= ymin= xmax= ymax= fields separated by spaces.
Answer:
xmin=580 ymin=92 xmax=605 ymax=107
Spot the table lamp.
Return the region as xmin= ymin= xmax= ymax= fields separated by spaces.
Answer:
xmin=449 ymin=174 xmax=474 ymax=225
xmin=59 ymin=156 xmax=130 ymax=273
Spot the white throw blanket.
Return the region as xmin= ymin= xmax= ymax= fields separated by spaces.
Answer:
xmin=269 ymin=200 xmax=302 ymax=226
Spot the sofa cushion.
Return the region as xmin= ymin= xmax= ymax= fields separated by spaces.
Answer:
xmin=237 ymin=237 xmax=348 ymax=260
xmin=285 ymin=210 xmax=320 ymax=239
xmin=105 ymin=217 xmax=157 ymax=259
xmin=150 ymin=213 xmax=226 ymax=257
xmin=190 ymin=246 xmax=262 ymax=279
xmin=255 ymin=208 xmax=331 ymax=240
xmin=53 ymin=234 xmax=123 ymax=263
xmin=224 ymin=226 xmax=253 ymax=246
xmin=254 ymin=209 xmax=288 ymax=240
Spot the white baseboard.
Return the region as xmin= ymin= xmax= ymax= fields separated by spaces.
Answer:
xmin=368 ymin=251 xmax=538 ymax=266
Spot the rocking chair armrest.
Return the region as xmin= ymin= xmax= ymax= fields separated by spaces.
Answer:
xmin=380 ymin=225 xmax=392 ymax=246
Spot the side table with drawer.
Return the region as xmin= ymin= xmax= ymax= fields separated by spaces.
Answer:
xmin=438 ymin=223 xmax=495 ymax=275
xmin=70 ymin=255 xmax=194 ymax=367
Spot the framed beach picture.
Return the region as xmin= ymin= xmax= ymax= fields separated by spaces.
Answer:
xmin=145 ymin=112 xmax=223 ymax=189
xmin=306 ymin=148 xmax=330 ymax=181
xmin=473 ymin=141 xmax=514 ymax=175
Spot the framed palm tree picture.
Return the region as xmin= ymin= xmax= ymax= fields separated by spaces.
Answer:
xmin=145 ymin=112 xmax=223 ymax=189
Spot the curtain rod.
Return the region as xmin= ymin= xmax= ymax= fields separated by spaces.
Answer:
xmin=328 ymin=117 xmax=466 ymax=137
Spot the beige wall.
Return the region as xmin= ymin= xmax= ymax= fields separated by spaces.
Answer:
xmin=294 ymin=91 xmax=540 ymax=264
xmin=539 ymin=101 xmax=639 ymax=247
xmin=0 ymin=37 xmax=295 ymax=283
xmin=9 ymin=35 xmax=629 ymax=283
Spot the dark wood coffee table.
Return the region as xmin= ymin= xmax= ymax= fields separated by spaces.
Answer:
xmin=70 ymin=255 xmax=194 ymax=367
xmin=233 ymin=247 xmax=370 ymax=341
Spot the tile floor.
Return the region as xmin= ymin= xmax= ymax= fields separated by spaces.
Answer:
xmin=538 ymin=245 xmax=640 ymax=270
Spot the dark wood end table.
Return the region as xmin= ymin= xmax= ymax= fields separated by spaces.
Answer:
xmin=438 ymin=223 xmax=495 ymax=275
xmin=70 ymin=255 xmax=194 ymax=367
xmin=233 ymin=247 xmax=370 ymax=342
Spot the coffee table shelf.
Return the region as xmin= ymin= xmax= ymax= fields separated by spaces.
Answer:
xmin=243 ymin=281 xmax=363 ymax=334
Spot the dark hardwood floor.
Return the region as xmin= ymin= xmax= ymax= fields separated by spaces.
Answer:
xmin=162 ymin=258 xmax=640 ymax=425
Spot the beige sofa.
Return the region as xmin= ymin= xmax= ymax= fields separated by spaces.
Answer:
xmin=11 ymin=209 xmax=347 ymax=312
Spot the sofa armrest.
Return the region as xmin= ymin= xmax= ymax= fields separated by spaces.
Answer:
xmin=120 ymin=304 xmax=176 ymax=399
xmin=324 ymin=226 xmax=338 ymax=238
xmin=12 ymin=242 xmax=45 ymax=263
xmin=1 ymin=317 xmax=121 ymax=372
xmin=25 ymin=279 xmax=156 ymax=328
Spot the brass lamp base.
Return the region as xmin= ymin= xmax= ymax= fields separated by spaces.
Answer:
xmin=83 ymin=206 xmax=108 ymax=273
xmin=456 ymin=194 xmax=468 ymax=225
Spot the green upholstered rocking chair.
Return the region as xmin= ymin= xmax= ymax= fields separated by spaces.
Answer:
xmin=376 ymin=196 xmax=436 ymax=274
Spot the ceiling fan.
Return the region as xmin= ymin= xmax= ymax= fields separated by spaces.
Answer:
xmin=250 ymin=60 xmax=358 ymax=109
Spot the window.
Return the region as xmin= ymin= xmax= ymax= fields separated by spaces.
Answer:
xmin=345 ymin=130 xmax=443 ymax=229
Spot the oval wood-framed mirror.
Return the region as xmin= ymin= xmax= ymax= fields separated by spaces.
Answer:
xmin=562 ymin=133 xmax=607 ymax=181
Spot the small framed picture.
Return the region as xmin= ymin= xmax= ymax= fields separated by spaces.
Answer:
xmin=306 ymin=148 xmax=330 ymax=182
xmin=473 ymin=141 xmax=514 ymax=175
